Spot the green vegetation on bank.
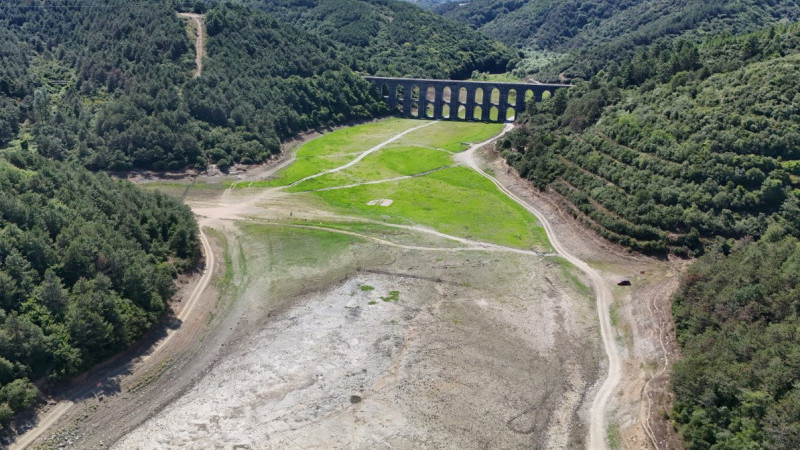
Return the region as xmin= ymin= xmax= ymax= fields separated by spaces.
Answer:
xmin=500 ymin=23 xmax=800 ymax=256
xmin=312 ymin=165 xmax=550 ymax=249
xmin=287 ymin=145 xmax=454 ymax=192
xmin=256 ymin=119 xmax=421 ymax=187
xmin=672 ymin=226 xmax=800 ymax=449
xmin=0 ymin=152 xmax=199 ymax=427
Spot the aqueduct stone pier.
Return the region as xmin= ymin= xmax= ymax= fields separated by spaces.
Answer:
xmin=364 ymin=76 xmax=569 ymax=123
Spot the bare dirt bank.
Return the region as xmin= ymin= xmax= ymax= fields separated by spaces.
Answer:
xmin=478 ymin=144 xmax=685 ymax=449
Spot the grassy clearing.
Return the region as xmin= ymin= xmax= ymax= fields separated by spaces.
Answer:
xmin=312 ymin=166 xmax=551 ymax=250
xmin=238 ymin=222 xmax=362 ymax=273
xmin=393 ymin=121 xmax=503 ymax=152
xmin=288 ymin=145 xmax=453 ymax=192
xmin=251 ymin=119 xmax=420 ymax=187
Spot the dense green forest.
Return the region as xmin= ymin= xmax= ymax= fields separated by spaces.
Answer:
xmin=0 ymin=152 xmax=200 ymax=427
xmin=2 ymin=0 xmax=503 ymax=172
xmin=500 ymin=23 xmax=800 ymax=256
xmin=0 ymin=0 xmax=392 ymax=170
xmin=241 ymin=0 xmax=519 ymax=79
xmin=437 ymin=0 xmax=800 ymax=80
xmin=672 ymin=225 xmax=800 ymax=449
xmin=499 ymin=18 xmax=800 ymax=448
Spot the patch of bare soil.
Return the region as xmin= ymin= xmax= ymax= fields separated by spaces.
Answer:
xmin=479 ymin=144 xmax=685 ymax=449
xmin=177 ymin=13 xmax=204 ymax=78
xmin=115 ymin=240 xmax=601 ymax=449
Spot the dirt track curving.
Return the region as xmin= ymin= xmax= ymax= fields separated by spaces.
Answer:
xmin=456 ymin=125 xmax=620 ymax=449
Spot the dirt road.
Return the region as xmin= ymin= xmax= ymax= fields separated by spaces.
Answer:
xmin=177 ymin=13 xmax=204 ymax=78
xmin=456 ymin=125 xmax=620 ymax=449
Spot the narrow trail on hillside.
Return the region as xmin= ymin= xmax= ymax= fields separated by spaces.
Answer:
xmin=178 ymin=12 xmax=205 ymax=78
xmin=457 ymin=124 xmax=620 ymax=450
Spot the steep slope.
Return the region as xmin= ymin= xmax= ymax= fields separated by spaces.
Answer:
xmin=241 ymin=0 xmax=519 ymax=78
xmin=438 ymin=0 xmax=800 ymax=79
xmin=500 ymin=23 xmax=800 ymax=255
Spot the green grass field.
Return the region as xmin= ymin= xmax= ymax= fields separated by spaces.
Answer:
xmin=252 ymin=119 xmax=421 ymax=187
xmin=288 ymin=145 xmax=453 ymax=192
xmin=239 ymin=118 xmax=552 ymax=251
xmin=312 ymin=166 xmax=551 ymax=250
xmin=392 ymin=121 xmax=503 ymax=152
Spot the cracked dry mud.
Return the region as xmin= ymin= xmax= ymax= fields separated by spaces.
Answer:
xmin=115 ymin=243 xmax=601 ymax=449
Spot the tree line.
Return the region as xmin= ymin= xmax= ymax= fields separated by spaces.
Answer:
xmin=437 ymin=0 xmax=800 ymax=81
xmin=0 ymin=151 xmax=200 ymax=428
xmin=501 ymin=22 xmax=800 ymax=256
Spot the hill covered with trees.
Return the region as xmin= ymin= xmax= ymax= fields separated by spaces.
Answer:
xmin=2 ymin=0 xmax=510 ymax=172
xmin=0 ymin=0 xmax=391 ymax=171
xmin=437 ymin=0 xmax=800 ymax=80
xmin=672 ymin=225 xmax=800 ymax=449
xmin=501 ymin=23 xmax=800 ymax=256
xmin=242 ymin=0 xmax=519 ymax=79
xmin=0 ymin=151 xmax=200 ymax=428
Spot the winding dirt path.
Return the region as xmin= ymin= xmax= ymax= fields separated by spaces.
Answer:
xmin=457 ymin=124 xmax=620 ymax=450
xmin=178 ymin=13 xmax=205 ymax=78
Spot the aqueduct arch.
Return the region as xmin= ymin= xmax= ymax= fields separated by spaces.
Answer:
xmin=364 ymin=76 xmax=569 ymax=123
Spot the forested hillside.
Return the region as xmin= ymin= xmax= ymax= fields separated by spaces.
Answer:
xmin=501 ymin=23 xmax=800 ymax=256
xmin=0 ymin=1 xmax=383 ymax=171
xmin=671 ymin=225 xmax=800 ymax=449
xmin=437 ymin=0 xmax=800 ymax=80
xmin=0 ymin=152 xmax=199 ymax=427
xmin=499 ymin=19 xmax=800 ymax=448
xmin=0 ymin=0 xmax=518 ymax=172
xmin=241 ymin=0 xmax=519 ymax=78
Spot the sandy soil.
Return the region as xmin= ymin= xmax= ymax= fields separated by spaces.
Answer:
xmin=114 ymin=246 xmax=601 ymax=449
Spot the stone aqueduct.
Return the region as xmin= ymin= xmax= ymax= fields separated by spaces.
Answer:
xmin=364 ymin=76 xmax=569 ymax=123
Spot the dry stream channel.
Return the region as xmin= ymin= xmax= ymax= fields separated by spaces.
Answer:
xmin=14 ymin=119 xmax=681 ymax=449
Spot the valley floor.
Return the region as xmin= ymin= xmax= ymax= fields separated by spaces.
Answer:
xmin=13 ymin=119 xmax=682 ymax=449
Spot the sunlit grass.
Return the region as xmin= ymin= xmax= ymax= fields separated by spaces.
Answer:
xmin=251 ymin=119 xmax=420 ymax=187
xmin=312 ymin=166 xmax=551 ymax=251
xmin=288 ymin=145 xmax=453 ymax=192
